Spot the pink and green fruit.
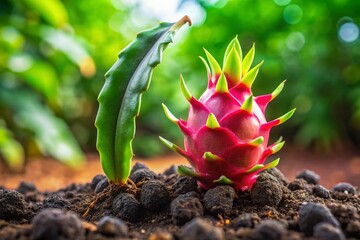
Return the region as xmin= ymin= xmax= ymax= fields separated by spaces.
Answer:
xmin=160 ymin=37 xmax=295 ymax=190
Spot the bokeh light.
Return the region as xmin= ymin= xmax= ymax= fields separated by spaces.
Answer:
xmin=7 ymin=54 xmax=33 ymax=73
xmin=284 ymin=4 xmax=303 ymax=24
xmin=132 ymin=0 xmax=206 ymax=26
xmin=286 ymin=32 xmax=305 ymax=51
xmin=1 ymin=0 xmax=360 ymax=164
xmin=273 ymin=0 xmax=291 ymax=6
xmin=338 ymin=22 xmax=359 ymax=43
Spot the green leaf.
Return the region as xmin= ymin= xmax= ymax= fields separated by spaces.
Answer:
xmin=95 ymin=16 xmax=191 ymax=184
xmin=0 ymin=122 xmax=25 ymax=172
xmin=41 ymin=27 xmax=96 ymax=77
xmin=24 ymin=0 xmax=69 ymax=28
xmin=0 ymin=88 xmax=85 ymax=168
xmin=7 ymin=54 xmax=59 ymax=102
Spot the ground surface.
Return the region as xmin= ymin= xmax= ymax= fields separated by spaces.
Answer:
xmin=0 ymin=146 xmax=359 ymax=240
xmin=1 ymin=145 xmax=359 ymax=190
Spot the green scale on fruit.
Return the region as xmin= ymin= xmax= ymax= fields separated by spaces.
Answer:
xmin=161 ymin=37 xmax=295 ymax=190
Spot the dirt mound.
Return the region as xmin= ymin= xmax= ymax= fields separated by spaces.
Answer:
xmin=0 ymin=164 xmax=359 ymax=240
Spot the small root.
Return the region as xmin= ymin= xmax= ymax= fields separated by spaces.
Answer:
xmin=82 ymin=181 xmax=136 ymax=219
xmin=82 ymin=186 xmax=112 ymax=218
xmin=127 ymin=178 xmax=137 ymax=190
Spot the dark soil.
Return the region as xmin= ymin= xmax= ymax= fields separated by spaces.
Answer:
xmin=0 ymin=165 xmax=359 ymax=240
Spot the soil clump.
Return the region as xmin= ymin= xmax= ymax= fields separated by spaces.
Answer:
xmin=0 ymin=167 xmax=359 ymax=239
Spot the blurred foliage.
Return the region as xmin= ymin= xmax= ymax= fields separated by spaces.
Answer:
xmin=154 ymin=0 xmax=360 ymax=152
xmin=0 ymin=0 xmax=359 ymax=169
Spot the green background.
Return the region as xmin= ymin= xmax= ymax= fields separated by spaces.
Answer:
xmin=0 ymin=0 xmax=359 ymax=168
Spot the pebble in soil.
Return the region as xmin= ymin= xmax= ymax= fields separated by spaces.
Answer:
xmin=42 ymin=195 xmax=70 ymax=210
xmin=287 ymin=178 xmax=311 ymax=192
xmin=346 ymin=220 xmax=360 ymax=238
xmin=296 ymin=169 xmax=320 ymax=184
xmin=170 ymin=191 xmax=204 ymax=225
xmin=94 ymin=177 xmax=109 ymax=194
xmin=298 ymin=202 xmax=340 ymax=236
xmin=97 ymin=216 xmax=128 ymax=237
xmin=203 ymin=185 xmax=236 ymax=216
xmin=140 ymin=180 xmax=170 ymax=212
xmin=111 ymin=193 xmax=140 ymax=222
xmin=1 ymin=163 xmax=360 ymax=240
xmin=251 ymin=173 xmax=283 ymax=207
xmin=265 ymin=168 xmax=288 ymax=185
xmin=90 ymin=174 xmax=106 ymax=190
xmin=327 ymin=203 xmax=358 ymax=229
xmin=17 ymin=181 xmax=37 ymax=194
xmin=230 ymin=213 xmax=261 ymax=228
xmin=171 ymin=176 xmax=198 ymax=196
xmin=130 ymin=168 xmax=157 ymax=184
xmin=178 ymin=217 xmax=224 ymax=240
xmin=250 ymin=220 xmax=287 ymax=240
xmin=332 ymin=182 xmax=357 ymax=195
xmin=313 ymin=184 xmax=331 ymax=199
xmin=131 ymin=162 xmax=149 ymax=174
xmin=0 ymin=189 xmax=29 ymax=221
xmin=31 ymin=208 xmax=85 ymax=240
xmin=313 ymin=222 xmax=345 ymax=240
xmin=163 ymin=165 xmax=177 ymax=176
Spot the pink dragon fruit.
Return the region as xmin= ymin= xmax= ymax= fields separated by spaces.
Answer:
xmin=160 ymin=37 xmax=295 ymax=190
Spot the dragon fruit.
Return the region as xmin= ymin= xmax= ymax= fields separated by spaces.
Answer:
xmin=160 ymin=37 xmax=295 ymax=190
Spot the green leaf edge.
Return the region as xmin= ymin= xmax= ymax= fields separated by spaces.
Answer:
xmin=95 ymin=16 xmax=191 ymax=185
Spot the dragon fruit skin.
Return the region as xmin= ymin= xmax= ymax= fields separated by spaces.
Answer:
xmin=160 ymin=37 xmax=295 ymax=190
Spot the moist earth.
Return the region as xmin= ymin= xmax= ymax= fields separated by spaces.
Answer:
xmin=0 ymin=163 xmax=359 ymax=240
